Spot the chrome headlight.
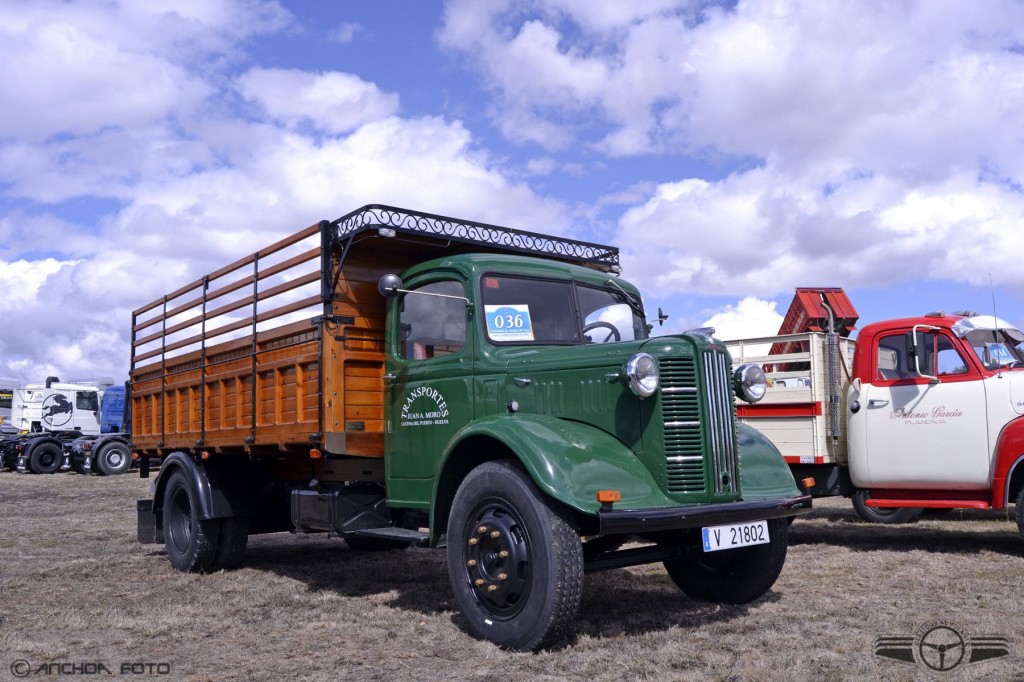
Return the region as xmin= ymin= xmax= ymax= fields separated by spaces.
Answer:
xmin=734 ymin=363 xmax=767 ymax=403
xmin=625 ymin=353 xmax=659 ymax=398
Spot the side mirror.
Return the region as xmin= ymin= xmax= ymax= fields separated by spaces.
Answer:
xmin=378 ymin=274 xmax=403 ymax=298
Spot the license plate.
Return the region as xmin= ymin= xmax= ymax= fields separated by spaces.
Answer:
xmin=701 ymin=520 xmax=769 ymax=552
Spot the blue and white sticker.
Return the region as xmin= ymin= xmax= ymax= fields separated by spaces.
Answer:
xmin=485 ymin=305 xmax=534 ymax=341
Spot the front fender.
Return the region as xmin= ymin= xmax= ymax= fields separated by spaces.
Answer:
xmin=438 ymin=414 xmax=669 ymax=518
xmin=993 ymin=416 xmax=1024 ymax=508
xmin=736 ymin=422 xmax=802 ymax=500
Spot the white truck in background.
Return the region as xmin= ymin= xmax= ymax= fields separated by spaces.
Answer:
xmin=0 ymin=377 xmax=132 ymax=475
xmin=725 ymin=288 xmax=1024 ymax=539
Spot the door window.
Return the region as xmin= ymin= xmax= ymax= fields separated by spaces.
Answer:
xmin=398 ymin=281 xmax=467 ymax=360
xmin=875 ymin=331 xmax=968 ymax=381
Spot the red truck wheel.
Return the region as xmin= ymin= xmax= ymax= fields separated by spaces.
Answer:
xmin=663 ymin=518 xmax=788 ymax=604
xmin=446 ymin=460 xmax=583 ymax=652
xmin=1016 ymin=488 xmax=1024 ymax=539
xmin=851 ymin=489 xmax=922 ymax=524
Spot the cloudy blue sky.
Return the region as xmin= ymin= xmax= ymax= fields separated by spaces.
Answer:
xmin=2 ymin=0 xmax=1024 ymax=384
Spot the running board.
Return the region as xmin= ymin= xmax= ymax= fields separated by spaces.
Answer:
xmin=348 ymin=527 xmax=430 ymax=545
xmin=866 ymin=499 xmax=990 ymax=510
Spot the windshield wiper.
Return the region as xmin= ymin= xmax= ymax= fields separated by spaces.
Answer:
xmin=604 ymin=279 xmax=645 ymax=319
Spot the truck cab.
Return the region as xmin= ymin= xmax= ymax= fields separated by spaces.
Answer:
xmin=727 ymin=296 xmax=1024 ymax=536
xmin=848 ymin=313 xmax=1024 ymax=515
xmin=65 ymin=385 xmax=135 ymax=476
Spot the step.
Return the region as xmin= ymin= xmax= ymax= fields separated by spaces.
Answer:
xmin=348 ymin=527 xmax=430 ymax=544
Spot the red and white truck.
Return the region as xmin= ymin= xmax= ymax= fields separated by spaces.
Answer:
xmin=725 ymin=288 xmax=1024 ymax=536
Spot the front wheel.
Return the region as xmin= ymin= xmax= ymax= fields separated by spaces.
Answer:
xmin=95 ymin=442 xmax=132 ymax=476
xmin=447 ymin=460 xmax=583 ymax=652
xmin=1015 ymin=487 xmax=1024 ymax=539
xmin=663 ymin=518 xmax=788 ymax=604
xmin=851 ymin=489 xmax=922 ymax=524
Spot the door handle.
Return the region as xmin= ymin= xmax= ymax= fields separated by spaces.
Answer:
xmin=383 ymin=373 xmax=397 ymax=381
xmin=513 ymin=377 xmax=532 ymax=387
xmin=868 ymin=398 xmax=889 ymax=407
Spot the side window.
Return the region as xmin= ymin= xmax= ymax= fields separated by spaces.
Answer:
xmin=876 ymin=335 xmax=910 ymax=381
xmin=935 ymin=335 xmax=968 ymax=375
xmin=399 ymin=281 xmax=466 ymax=360
xmin=577 ymin=286 xmax=645 ymax=343
xmin=76 ymin=392 xmax=99 ymax=412
xmin=876 ymin=332 xmax=969 ymax=381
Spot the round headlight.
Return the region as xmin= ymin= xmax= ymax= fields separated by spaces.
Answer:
xmin=734 ymin=363 xmax=767 ymax=403
xmin=625 ymin=353 xmax=659 ymax=398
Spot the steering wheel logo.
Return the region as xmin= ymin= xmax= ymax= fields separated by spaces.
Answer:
xmin=918 ymin=624 xmax=966 ymax=671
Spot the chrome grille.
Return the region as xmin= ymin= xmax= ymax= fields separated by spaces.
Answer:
xmin=659 ymin=351 xmax=739 ymax=495
xmin=703 ymin=350 xmax=739 ymax=495
xmin=659 ymin=357 xmax=705 ymax=493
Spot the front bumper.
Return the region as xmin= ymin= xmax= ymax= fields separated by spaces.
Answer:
xmin=597 ymin=493 xmax=812 ymax=535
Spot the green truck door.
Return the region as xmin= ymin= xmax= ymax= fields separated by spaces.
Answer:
xmin=385 ymin=278 xmax=475 ymax=499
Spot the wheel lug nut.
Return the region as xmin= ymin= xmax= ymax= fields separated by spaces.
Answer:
xmin=478 ymin=525 xmax=488 ymax=533
xmin=499 ymin=550 xmax=509 ymax=558
xmin=475 ymin=578 xmax=485 ymax=586
xmin=490 ymin=530 xmax=500 ymax=538
xmin=487 ymin=584 xmax=499 ymax=593
xmin=498 ymin=572 xmax=507 ymax=581
xmin=467 ymin=559 xmax=477 ymax=567
xmin=468 ymin=538 xmax=478 ymax=545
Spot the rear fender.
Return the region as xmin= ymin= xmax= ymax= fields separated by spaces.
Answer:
xmin=151 ymin=452 xmax=252 ymax=523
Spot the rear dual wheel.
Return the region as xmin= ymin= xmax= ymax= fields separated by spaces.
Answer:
xmin=162 ymin=471 xmax=249 ymax=572
xmin=28 ymin=442 xmax=63 ymax=474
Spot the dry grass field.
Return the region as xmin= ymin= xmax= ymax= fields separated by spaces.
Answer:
xmin=2 ymin=471 xmax=1023 ymax=681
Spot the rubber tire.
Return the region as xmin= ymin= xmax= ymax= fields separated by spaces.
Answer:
xmin=162 ymin=471 xmax=220 ymax=572
xmin=211 ymin=516 xmax=249 ymax=570
xmin=447 ymin=460 xmax=583 ymax=652
xmin=28 ymin=442 xmax=63 ymax=474
xmin=851 ymin=489 xmax=923 ymax=524
xmin=1016 ymin=487 xmax=1024 ymax=539
xmin=95 ymin=442 xmax=132 ymax=476
xmin=345 ymin=536 xmax=412 ymax=552
xmin=663 ymin=518 xmax=788 ymax=604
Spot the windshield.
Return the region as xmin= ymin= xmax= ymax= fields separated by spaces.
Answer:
xmin=480 ymin=275 xmax=647 ymax=345
xmin=963 ymin=328 xmax=1024 ymax=369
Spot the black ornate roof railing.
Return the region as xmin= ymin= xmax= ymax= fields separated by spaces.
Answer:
xmin=330 ymin=204 xmax=620 ymax=271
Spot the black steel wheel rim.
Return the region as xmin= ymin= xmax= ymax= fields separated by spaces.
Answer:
xmin=167 ymin=487 xmax=193 ymax=554
xmin=38 ymin=449 xmax=58 ymax=468
xmin=462 ymin=498 xmax=532 ymax=619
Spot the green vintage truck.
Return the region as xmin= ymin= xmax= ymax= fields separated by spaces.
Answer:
xmin=132 ymin=204 xmax=810 ymax=651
